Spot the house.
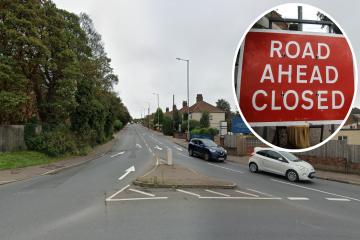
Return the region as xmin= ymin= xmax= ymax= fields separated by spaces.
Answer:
xmin=187 ymin=94 xmax=226 ymax=130
xmin=334 ymin=108 xmax=360 ymax=145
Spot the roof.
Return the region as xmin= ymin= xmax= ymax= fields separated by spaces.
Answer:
xmin=178 ymin=106 xmax=189 ymax=114
xmin=188 ymin=100 xmax=225 ymax=113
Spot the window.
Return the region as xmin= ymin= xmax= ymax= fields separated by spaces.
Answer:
xmin=209 ymin=114 xmax=213 ymax=120
xmin=338 ymin=136 xmax=348 ymax=141
xmin=266 ymin=151 xmax=282 ymax=160
xmin=257 ymin=150 xmax=268 ymax=157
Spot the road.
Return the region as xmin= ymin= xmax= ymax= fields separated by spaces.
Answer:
xmin=0 ymin=124 xmax=359 ymax=240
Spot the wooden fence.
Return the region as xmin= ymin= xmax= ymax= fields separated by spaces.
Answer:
xmin=0 ymin=125 xmax=27 ymax=152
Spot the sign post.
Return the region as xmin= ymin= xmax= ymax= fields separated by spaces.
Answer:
xmin=237 ymin=29 xmax=354 ymax=127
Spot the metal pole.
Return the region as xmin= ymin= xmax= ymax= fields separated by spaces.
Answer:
xmin=187 ymin=60 xmax=190 ymax=141
xmin=298 ymin=6 xmax=303 ymax=31
xmin=157 ymin=94 xmax=160 ymax=130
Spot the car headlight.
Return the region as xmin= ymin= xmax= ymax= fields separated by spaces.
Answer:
xmin=209 ymin=149 xmax=216 ymax=153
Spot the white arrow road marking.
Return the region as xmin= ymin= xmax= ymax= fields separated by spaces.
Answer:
xmin=207 ymin=163 xmax=244 ymax=174
xmin=110 ymin=151 xmax=125 ymax=158
xmin=154 ymin=145 xmax=162 ymax=150
xmin=271 ymin=178 xmax=360 ymax=202
xmin=136 ymin=143 xmax=142 ymax=148
xmin=118 ymin=166 xmax=135 ymax=180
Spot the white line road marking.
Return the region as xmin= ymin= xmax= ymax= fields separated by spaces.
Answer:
xmin=106 ymin=197 xmax=168 ymax=201
xmin=176 ymin=147 xmax=183 ymax=151
xmin=205 ymin=189 xmax=230 ymax=197
xmin=129 ymin=188 xmax=155 ymax=197
xmin=176 ymin=189 xmax=201 ymax=197
xmin=154 ymin=145 xmax=163 ymax=150
xmin=235 ymin=190 xmax=259 ymax=197
xmin=110 ymin=151 xmax=125 ymax=158
xmin=271 ymin=179 xmax=360 ymax=202
xmin=106 ymin=185 xmax=130 ymax=201
xmin=207 ymin=163 xmax=244 ymax=173
xmin=287 ymin=197 xmax=309 ymax=201
xmin=136 ymin=143 xmax=142 ymax=148
xmin=149 ymin=148 xmax=152 ymax=153
xmin=246 ymin=188 xmax=274 ymax=197
xmin=118 ymin=166 xmax=135 ymax=180
xmin=326 ymin=198 xmax=351 ymax=202
xmin=198 ymin=197 xmax=282 ymax=200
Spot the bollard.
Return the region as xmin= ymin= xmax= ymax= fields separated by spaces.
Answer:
xmin=167 ymin=148 xmax=173 ymax=165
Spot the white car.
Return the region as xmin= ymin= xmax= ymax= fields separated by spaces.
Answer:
xmin=248 ymin=147 xmax=316 ymax=182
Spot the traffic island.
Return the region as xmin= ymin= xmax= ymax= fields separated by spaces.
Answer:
xmin=133 ymin=163 xmax=236 ymax=189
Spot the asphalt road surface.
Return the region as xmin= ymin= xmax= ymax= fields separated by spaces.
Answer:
xmin=0 ymin=124 xmax=359 ymax=240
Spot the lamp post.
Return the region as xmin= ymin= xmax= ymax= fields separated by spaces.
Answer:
xmin=146 ymin=101 xmax=150 ymax=129
xmin=152 ymin=93 xmax=160 ymax=130
xmin=176 ymin=57 xmax=190 ymax=140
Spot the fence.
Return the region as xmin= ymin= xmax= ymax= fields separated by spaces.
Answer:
xmin=0 ymin=125 xmax=27 ymax=152
xmin=297 ymin=140 xmax=360 ymax=163
xmin=224 ymin=134 xmax=266 ymax=155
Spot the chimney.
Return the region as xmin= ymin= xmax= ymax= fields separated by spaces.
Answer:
xmin=182 ymin=101 xmax=187 ymax=107
xmin=196 ymin=94 xmax=203 ymax=102
xmin=166 ymin=107 xmax=169 ymax=113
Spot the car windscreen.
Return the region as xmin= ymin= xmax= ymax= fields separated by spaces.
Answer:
xmin=201 ymin=139 xmax=217 ymax=147
xmin=279 ymin=151 xmax=301 ymax=162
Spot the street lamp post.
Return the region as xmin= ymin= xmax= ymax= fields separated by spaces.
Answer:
xmin=152 ymin=93 xmax=160 ymax=130
xmin=146 ymin=101 xmax=150 ymax=129
xmin=176 ymin=57 xmax=190 ymax=140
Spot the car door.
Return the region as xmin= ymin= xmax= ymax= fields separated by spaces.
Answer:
xmin=265 ymin=150 xmax=287 ymax=174
xmin=191 ymin=140 xmax=198 ymax=155
xmin=197 ymin=140 xmax=205 ymax=157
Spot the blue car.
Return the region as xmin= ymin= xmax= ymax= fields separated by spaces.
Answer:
xmin=188 ymin=138 xmax=227 ymax=162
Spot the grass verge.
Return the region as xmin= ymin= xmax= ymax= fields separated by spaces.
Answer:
xmin=0 ymin=151 xmax=68 ymax=170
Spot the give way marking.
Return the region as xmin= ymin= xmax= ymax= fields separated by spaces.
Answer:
xmin=271 ymin=179 xmax=360 ymax=202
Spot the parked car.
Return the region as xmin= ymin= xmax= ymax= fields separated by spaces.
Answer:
xmin=188 ymin=138 xmax=227 ymax=161
xmin=248 ymin=147 xmax=315 ymax=182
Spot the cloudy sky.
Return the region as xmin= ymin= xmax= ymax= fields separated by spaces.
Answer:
xmin=54 ymin=0 xmax=360 ymax=118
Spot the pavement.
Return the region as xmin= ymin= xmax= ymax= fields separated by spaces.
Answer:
xmin=171 ymin=136 xmax=360 ymax=186
xmin=0 ymin=124 xmax=360 ymax=240
xmin=0 ymin=134 xmax=117 ymax=185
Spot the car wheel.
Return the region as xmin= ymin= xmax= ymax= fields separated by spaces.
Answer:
xmin=286 ymin=170 xmax=298 ymax=182
xmin=249 ymin=162 xmax=258 ymax=173
xmin=204 ymin=153 xmax=210 ymax=161
xmin=189 ymin=149 xmax=193 ymax=156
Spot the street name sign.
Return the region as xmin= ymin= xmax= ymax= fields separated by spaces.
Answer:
xmin=237 ymin=29 xmax=354 ymax=126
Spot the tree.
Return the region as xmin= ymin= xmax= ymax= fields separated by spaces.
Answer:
xmin=216 ymin=99 xmax=231 ymax=113
xmin=200 ymin=112 xmax=210 ymax=128
xmin=172 ymin=108 xmax=181 ymax=132
xmin=153 ymin=108 xmax=164 ymax=129
xmin=162 ymin=116 xmax=173 ymax=136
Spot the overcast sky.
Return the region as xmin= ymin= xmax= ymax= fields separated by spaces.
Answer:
xmin=54 ymin=0 xmax=360 ymax=118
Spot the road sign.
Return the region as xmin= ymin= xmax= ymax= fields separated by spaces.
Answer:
xmin=237 ymin=29 xmax=354 ymax=126
xmin=231 ymin=116 xmax=251 ymax=134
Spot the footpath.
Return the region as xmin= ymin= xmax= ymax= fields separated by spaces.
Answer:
xmin=169 ymin=135 xmax=360 ymax=186
xmin=0 ymin=133 xmax=119 ymax=185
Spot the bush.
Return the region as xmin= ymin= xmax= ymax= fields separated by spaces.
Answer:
xmin=190 ymin=127 xmax=219 ymax=136
xmin=181 ymin=120 xmax=200 ymax=132
xmin=26 ymin=125 xmax=78 ymax=157
xmin=114 ymin=119 xmax=123 ymax=131
xmin=162 ymin=116 xmax=173 ymax=136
